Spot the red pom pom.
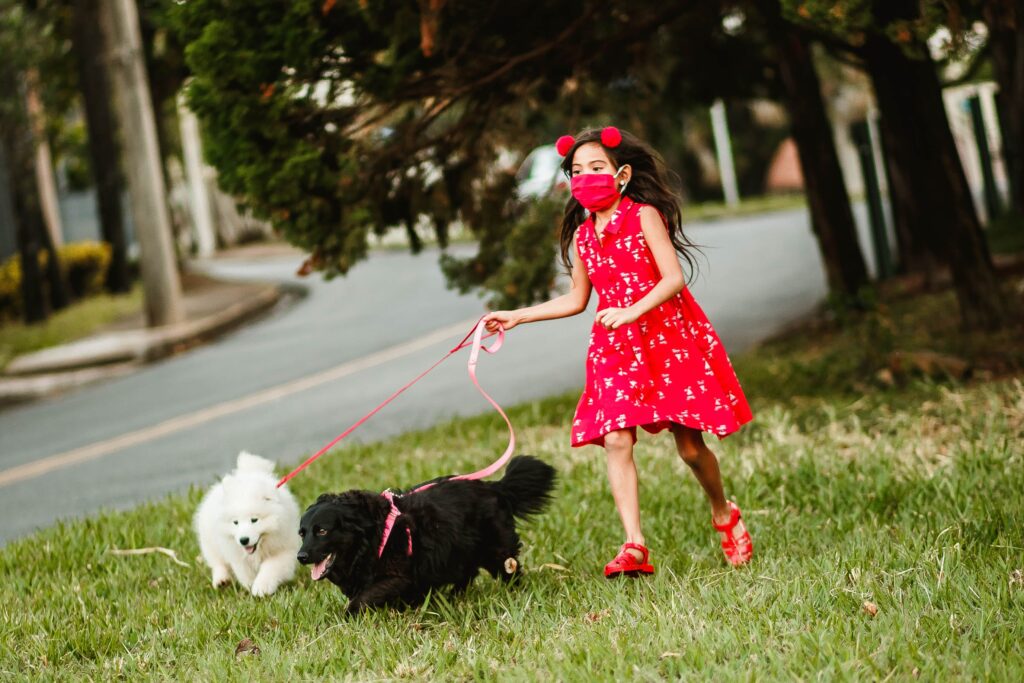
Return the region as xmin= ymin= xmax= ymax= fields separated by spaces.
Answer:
xmin=555 ymin=135 xmax=575 ymax=157
xmin=600 ymin=126 xmax=622 ymax=148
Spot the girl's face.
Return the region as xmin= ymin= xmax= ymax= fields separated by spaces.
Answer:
xmin=569 ymin=142 xmax=631 ymax=185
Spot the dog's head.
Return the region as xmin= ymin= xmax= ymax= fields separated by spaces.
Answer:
xmin=218 ymin=472 xmax=288 ymax=556
xmin=297 ymin=491 xmax=384 ymax=581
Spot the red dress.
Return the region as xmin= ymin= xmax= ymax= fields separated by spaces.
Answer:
xmin=572 ymin=197 xmax=753 ymax=447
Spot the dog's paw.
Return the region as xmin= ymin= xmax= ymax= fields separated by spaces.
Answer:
xmin=211 ymin=566 xmax=232 ymax=588
xmin=250 ymin=576 xmax=280 ymax=597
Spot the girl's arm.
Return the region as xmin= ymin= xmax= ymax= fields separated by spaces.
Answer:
xmin=483 ymin=233 xmax=592 ymax=332
xmin=595 ymin=206 xmax=685 ymax=330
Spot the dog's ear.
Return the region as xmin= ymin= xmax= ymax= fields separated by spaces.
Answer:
xmin=329 ymin=491 xmax=383 ymax=536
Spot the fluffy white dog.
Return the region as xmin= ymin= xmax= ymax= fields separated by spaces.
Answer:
xmin=194 ymin=452 xmax=300 ymax=597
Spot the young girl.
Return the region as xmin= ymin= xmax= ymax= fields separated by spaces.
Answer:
xmin=483 ymin=126 xmax=754 ymax=576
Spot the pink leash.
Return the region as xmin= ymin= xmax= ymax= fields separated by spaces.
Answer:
xmin=277 ymin=317 xmax=516 ymax=528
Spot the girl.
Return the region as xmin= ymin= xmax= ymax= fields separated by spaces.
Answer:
xmin=483 ymin=126 xmax=754 ymax=576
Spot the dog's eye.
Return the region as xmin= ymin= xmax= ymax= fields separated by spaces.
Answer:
xmin=232 ymin=520 xmax=238 ymax=525
xmin=316 ymin=528 xmax=328 ymax=536
xmin=250 ymin=518 xmax=257 ymax=523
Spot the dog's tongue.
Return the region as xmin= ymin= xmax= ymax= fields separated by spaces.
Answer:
xmin=311 ymin=554 xmax=332 ymax=580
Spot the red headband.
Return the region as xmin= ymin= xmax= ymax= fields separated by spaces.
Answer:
xmin=555 ymin=126 xmax=622 ymax=156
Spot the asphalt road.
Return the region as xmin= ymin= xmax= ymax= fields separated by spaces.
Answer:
xmin=0 ymin=205 xmax=882 ymax=543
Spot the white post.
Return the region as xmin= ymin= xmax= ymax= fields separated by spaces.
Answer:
xmin=710 ymin=99 xmax=740 ymax=207
xmin=100 ymin=0 xmax=183 ymax=326
xmin=178 ymin=93 xmax=216 ymax=258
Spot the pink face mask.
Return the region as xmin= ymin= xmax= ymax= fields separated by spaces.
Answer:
xmin=571 ymin=168 xmax=627 ymax=212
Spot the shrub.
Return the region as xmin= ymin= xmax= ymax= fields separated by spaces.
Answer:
xmin=0 ymin=241 xmax=113 ymax=321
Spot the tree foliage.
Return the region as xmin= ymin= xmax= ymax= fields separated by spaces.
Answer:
xmin=169 ymin=1 xmax=779 ymax=305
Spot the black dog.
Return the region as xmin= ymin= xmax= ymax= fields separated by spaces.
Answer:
xmin=297 ymin=455 xmax=555 ymax=613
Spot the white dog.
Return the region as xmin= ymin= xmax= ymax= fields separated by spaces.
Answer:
xmin=194 ymin=452 xmax=300 ymax=597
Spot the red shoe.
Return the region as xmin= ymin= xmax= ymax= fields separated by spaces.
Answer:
xmin=713 ymin=501 xmax=753 ymax=566
xmin=604 ymin=542 xmax=655 ymax=578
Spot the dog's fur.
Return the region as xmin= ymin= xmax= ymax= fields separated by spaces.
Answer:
xmin=194 ymin=452 xmax=301 ymax=596
xmin=297 ymin=455 xmax=556 ymax=613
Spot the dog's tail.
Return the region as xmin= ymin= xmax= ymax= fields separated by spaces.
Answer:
xmin=236 ymin=451 xmax=277 ymax=474
xmin=491 ymin=455 xmax=556 ymax=519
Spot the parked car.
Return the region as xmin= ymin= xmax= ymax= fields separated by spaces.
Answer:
xmin=514 ymin=144 xmax=568 ymax=200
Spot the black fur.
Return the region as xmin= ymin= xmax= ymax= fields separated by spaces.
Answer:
xmin=297 ymin=455 xmax=556 ymax=613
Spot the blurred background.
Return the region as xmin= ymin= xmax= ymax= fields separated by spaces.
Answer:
xmin=1 ymin=0 xmax=1021 ymax=330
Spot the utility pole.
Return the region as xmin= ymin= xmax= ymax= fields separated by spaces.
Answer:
xmin=178 ymin=92 xmax=217 ymax=258
xmin=99 ymin=0 xmax=183 ymax=326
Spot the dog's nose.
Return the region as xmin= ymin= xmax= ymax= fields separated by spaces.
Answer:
xmin=239 ymin=536 xmax=250 ymax=546
xmin=297 ymin=551 xmax=309 ymax=563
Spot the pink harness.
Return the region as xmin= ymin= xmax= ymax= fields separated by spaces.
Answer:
xmin=378 ymin=489 xmax=412 ymax=557
xmin=276 ymin=318 xmax=515 ymax=559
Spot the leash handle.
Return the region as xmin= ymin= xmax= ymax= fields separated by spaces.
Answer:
xmin=449 ymin=319 xmax=514 ymax=482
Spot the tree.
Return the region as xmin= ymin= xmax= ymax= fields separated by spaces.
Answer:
xmin=171 ymin=2 xmax=709 ymax=289
xmin=0 ymin=0 xmax=71 ymax=323
xmin=754 ymin=3 xmax=869 ymax=299
xmin=782 ymin=0 xmax=1010 ymax=329
xmin=173 ymin=2 xmax=880 ymax=307
xmin=71 ymin=0 xmax=132 ymax=293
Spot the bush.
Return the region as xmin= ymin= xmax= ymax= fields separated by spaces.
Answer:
xmin=58 ymin=242 xmax=112 ymax=299
xmin=0 ymin=241 xmax=113 ymax=321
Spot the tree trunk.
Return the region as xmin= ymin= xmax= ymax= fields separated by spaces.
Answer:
xmin=862 ymin=33 xmax=1008 ymax=329
xmin=773 ymin=24 xmax=870 ymax=299
xmin=4 ymin=77 xmax=70 ymax=317
xmin=1 ymin=119 xmax=49 ymax=323
xmin=984 ymin=0 xmax=1024 ymax=214
xmin=72 ymin=0 xmax=131 ymax=293
xmin=25 ymin=69 xmax=65 ymax=251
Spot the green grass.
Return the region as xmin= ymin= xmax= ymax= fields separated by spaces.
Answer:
xmin=733 ymin=275 xmax=1024 ymax=400
xmin=0 ymin=286 xmax=142 ymax=372
xmin=1 ymin=284 xmax=1023 ymax=680
xmin=683 ymin=193 xmax=808 ymax=222
xmin=987 ymin=210 xmax=1024 ymax=255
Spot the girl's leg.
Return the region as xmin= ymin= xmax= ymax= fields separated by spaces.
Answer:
xmin=604 ymin=429 xmax=645 ymax=560
xmin=671 ymin=425 xmax=748 ymax=542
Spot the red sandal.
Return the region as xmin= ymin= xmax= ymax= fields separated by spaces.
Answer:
xmin=713 ymin=501 xmax=753 ymax=566
xmin=604 ymin=542 xmax=655 ymax=578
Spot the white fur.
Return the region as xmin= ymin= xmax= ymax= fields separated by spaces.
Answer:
xmin=193 ymin=451 xmax=300 ymax=597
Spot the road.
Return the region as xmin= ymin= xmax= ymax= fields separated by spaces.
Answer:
xmin=0 ymin=205 xmax=883 ymax=543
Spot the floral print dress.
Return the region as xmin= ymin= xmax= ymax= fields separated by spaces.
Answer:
xmin=571 ymin=197 xmax=753 ymax=447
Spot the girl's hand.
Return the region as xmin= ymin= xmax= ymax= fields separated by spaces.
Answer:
xmin=595 ymin=307 xmax=639 ymax=330
xmin=483 ymin=311 xmax=521 ymax=333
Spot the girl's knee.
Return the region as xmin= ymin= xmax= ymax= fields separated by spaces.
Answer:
xmin=672 ymin=425 xmax=704 ymax=464
xmin=603 ymin=429 xmax=634 ymax=455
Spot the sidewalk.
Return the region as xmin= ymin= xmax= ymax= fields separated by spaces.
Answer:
xmin=0 ymin=266 xmax=299 ymax=407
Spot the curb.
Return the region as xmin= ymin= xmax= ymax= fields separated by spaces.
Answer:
xmin=0 ymin=282 xmax=296 ymax=407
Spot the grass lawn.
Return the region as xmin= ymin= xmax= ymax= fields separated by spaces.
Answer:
xmin=0 ymin=286 xmax=142 ymax=372
xmin=987 ymin=210 xmax=1024 ymax=256
xmin=683 ymin=193 xmax=808 ymax=222
xmin=1 ymin=280 xmax=1022 ymax=680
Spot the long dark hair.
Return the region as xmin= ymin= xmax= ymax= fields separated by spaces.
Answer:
xmin=558 ymin=128 xmax=699 ymax=281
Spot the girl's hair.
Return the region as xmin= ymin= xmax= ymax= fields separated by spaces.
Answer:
xmin=558 ymin=128 xmax=699 ymax=281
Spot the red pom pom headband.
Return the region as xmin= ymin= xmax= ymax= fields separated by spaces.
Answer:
xmin=555 ymin=126 xmax=622 ymax=156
